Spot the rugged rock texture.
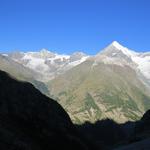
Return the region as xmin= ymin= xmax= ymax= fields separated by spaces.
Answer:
xmin=0 ymin=70 xmax=92 ymax=150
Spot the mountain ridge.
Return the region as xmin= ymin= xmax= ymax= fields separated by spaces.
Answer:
xmin=2 ymin=41 xmax=150 ymax=84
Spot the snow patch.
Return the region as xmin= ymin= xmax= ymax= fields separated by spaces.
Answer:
xmin=69 ymin=56 xmax=89 ymax=66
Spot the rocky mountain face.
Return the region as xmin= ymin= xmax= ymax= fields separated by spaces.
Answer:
xmin=0 ymin=70 xmax=93 ymax=150
xmin=48 ymin=42 xmax=150 ymax=123
xmin=1 ymin=41 xmax=150 ymax=124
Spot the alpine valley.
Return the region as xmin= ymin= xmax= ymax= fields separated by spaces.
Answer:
xmin=1 ymin=41 xmax=150 ymax=124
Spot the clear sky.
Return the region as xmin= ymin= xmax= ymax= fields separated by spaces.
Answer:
xmin=0 ymin=0 xmax=150 ymax=54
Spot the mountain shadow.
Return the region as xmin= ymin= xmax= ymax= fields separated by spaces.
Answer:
xmin=1 ymin=70 xmax=150 ymax=150
xmin=76 ymin=119 xmax=126 ymax=149
xmin=76 ymin=110 xmax=150 ymax=150
xmin=0 ymin=70 xmax=95 ymax=150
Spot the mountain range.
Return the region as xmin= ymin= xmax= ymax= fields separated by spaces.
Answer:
xmin=6 ymin=49 xmax=89 ymax=81
xmin=1 ymin=41 xmax=150 ymax=123
xmin=1 ymin=69 xmax=150 ymax=150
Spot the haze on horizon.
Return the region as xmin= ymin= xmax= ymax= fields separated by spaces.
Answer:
xmin=0 ymin=0 xmax=150 ymax=55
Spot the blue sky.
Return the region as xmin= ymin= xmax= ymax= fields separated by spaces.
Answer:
xmin=0 ymin=0 xmax=150 ymax=54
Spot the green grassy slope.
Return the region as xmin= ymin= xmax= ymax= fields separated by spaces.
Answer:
xmin=48 ymin=60 xmax=150 ymax=123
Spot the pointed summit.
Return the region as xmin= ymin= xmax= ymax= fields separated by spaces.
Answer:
xmin=100 ymin=41 xmax=137 ymax=58
xmin=95 ymin=41 xmax=138 ymax=62
xmin=111 ymin=41 xmax=125 ymax=50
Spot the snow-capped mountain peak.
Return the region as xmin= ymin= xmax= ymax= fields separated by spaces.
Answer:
xmin=109 ymin=41 xmax=137 ymax=57
xmin=6 ymin=49 xmax=89 ymax=81
xmin=96 ymin=41 xmax=137 ymax=61
xmin=111 ymin=41 xmax=124 ymax=49
xmin=94 ymin=41 xmax=150 ymax=84
xmin=3 ymin=43 xmax=150 ymax=84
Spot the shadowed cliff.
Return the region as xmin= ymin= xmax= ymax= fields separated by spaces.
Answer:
xmin=0 ymin=70 xmax=94 ymax=150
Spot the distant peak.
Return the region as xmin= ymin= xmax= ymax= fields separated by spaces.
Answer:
xmin=39 ymin=48 xmax=56 ymax=55
xmin=71 ymin=51 xmax=87 ymax=56
xmin=40 ymin=48 xmax=49 ymax=52
xmin=111 ymin=41 xmax=125 ymax=50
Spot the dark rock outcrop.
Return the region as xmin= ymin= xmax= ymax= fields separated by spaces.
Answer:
xmin=77 ymin=110 xmax=150 ymax=149
xmin=0 ymin=70 xmax=91 ymax=150
xmin=76 ymin=119 xmax=126 ymax=149
xmin=139 ymin=109 xmax=150 ymax=131
xmin=134 ymin=109 xmax=150 ymax=137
